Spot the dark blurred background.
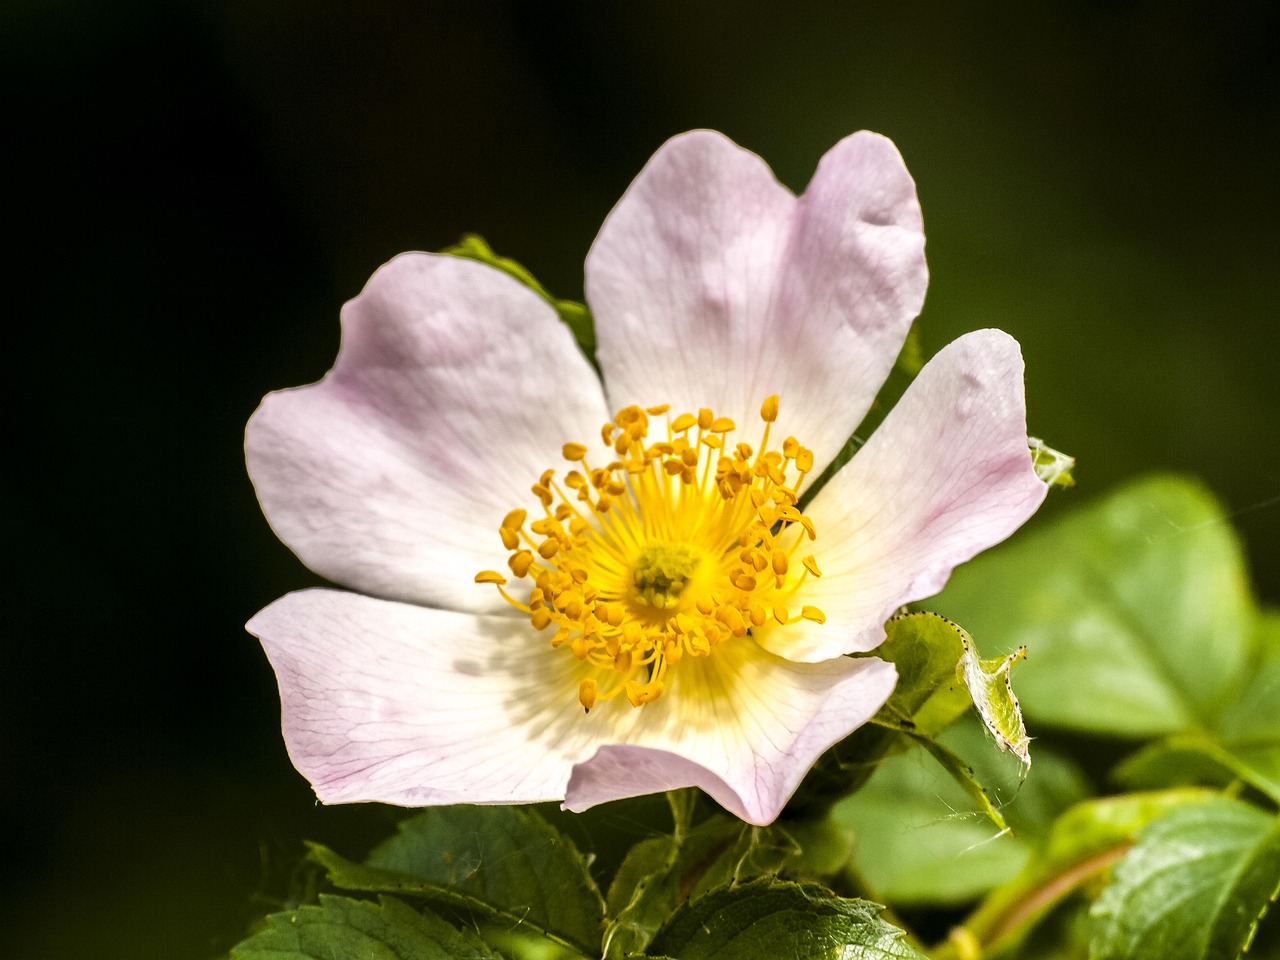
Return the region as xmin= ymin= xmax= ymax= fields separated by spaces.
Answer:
xmin=5 ymin=2 xmax=1278 ymax=957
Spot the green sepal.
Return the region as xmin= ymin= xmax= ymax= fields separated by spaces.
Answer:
xmin=228 ymin=894 xmax=504 ymax=960
xmin=645 ymin=878 xmax=927 ymax=960
xmin=958 ymin=631 xmax=1032 ymax=768
xmin=441 ymin=233 xmax=597 ymax=364
xmin=307 ymin=806 xmax=604 ymax=958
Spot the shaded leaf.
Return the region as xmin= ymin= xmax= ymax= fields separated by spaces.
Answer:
xmin=945 ymin=789 xmax=1213 ymax=958
xmin=229 ymin=894 xmax=502 ymax=960
xmin=832 ymin=721 xmax=1089 ymax=906
xmin=309 ymin=807 xmax=604 ymax=957
xmin=933 ymin=475 xmax=1254 ymax=736
xmin=1090 ymin=795 xmax=1280 ymax=960
xmin=646 ymin=878 xmax=927 ymax=960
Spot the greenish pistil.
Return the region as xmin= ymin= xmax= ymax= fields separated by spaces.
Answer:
xmin=631 ymin=542 xmax=701 ymax=610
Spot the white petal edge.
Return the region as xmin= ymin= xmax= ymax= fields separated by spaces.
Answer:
xmin=249 ymin=588 xmax=896 ymax=824
xmin=759 ymin=329 xmax=1048 ymax=662
xmin=587 ymin=129 xmax=927 ymax=477
xmin=564 ymin=645 xmax=898 ymax=826
xmin=246 ymin=253 xmax=610 ymax=613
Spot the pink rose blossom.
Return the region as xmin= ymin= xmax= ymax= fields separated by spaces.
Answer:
xmin=246 ymin=130 xmax=1047 ymax=825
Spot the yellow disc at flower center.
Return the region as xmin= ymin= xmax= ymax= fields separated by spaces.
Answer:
xmin=631 ymin=542 xmax=702 ymax=611
xmin=474 ymin=395 xmax=827 ymax=711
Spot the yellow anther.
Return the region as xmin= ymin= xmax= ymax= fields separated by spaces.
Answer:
xmin=796 ymin=447 xmax=814 ymax=473
xmin=801 ymin=605 xmax=827 ymax=624
xmin=626 ymin=680 xmax=664 ymax=707
xmin=803 ymin=555 xmax=823 ymax=577
xmin=509 ymin=550 xmax=535 ymax=578
xmin=482 ymin=394 xmax=826 ymax=713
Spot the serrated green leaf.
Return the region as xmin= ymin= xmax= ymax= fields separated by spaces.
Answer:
xmin=440 ymin=233 xmax=596 ymax=362
xmin=832 ymin=721 xmax=1089 ymax=906
xmin=1090 ymin=795 xmax=1280 ymax=960
xmin=604 ymin=815 xmax=741 ymax=959
xmin=932 ymin=474 xmax=1255 ymax=737
xmin=646 ymin=879 xmax=927 ymax=960
xmin=308 ymin=807 xmax=604 ymax=957
xmin=941 ymin=789 xmax=1213 ymax=959
xmin=229 ymin=894 xmax=503 ymax=960
xmin=958 ymin=632 xmax=1031 ymax=768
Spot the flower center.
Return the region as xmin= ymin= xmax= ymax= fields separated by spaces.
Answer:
xmin=631 ymin=542 xmax=700 ymax=611
xmin=475 ymin=395 xmax=825 ymax=711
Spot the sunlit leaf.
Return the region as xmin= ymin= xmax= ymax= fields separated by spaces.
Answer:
xmin=646 ymin=879 xmax=927 ymax=960
xmin=1090 ymin=795 xmax=1280 ymax=960
xmin=229 ymin=895 xmax=502 ymax=960
xmin=946 ymin=789 xmax=1213 ymax=958
xmin=932 ymin=475 xmax=1255 ymax=737
xmin=308 ymin=806 xmax=604 ymax=957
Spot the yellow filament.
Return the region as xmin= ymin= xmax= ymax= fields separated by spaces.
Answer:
xmin=479 ymin=397 xmax=824 ymax=709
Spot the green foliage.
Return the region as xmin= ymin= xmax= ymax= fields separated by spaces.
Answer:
xmin=645 ymin=879 xmax=927 ymax=960
xmin=309 ymin=806 xmax=604 ymax=957
xmin=441 ymin=234 xmax=597 ymax=364
xmin=933 ymin=474 xmax=1255 ymax=736
xmin=229 ymin=895 xmax=504 ymax=960
xmin=1090 ymin=796 xmax=1280 ymax=960
xmin=227 ymin=474 xmax=1280 ymax=960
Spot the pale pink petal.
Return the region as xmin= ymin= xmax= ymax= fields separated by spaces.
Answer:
xmin=586 ymin=130 xmax=926 ymax=474
xmin=564 ymin=645 xmax=898 ymax=825
xmin=759 ymin=329 xmax=1047 ymax=662
xmin=249 ymin=589 xmax=592 ymax=805
xmin=246 ymin=253 xmax=610 ymax=613
xmin=249 ymin=589 xmax=894 ymax=823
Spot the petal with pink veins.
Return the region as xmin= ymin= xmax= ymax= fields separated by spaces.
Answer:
xmin=587 ymin=130 xmax=927 ymax=476
xmin=246 ymin=253 xmax=610 ymax=614
xmin=249 ymin=588 xmax=896 ymax=824
xmin=760 ymin=329 xmax=1048 ymax=662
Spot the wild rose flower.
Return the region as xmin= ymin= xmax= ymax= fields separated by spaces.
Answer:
xmin=246 ymin=131 xmax=1047 ymax=826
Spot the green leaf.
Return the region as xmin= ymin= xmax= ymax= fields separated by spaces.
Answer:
xmin=646 ymin=878 xmax=927 ymax=960
xmin=308 ymin=806 xmax=605 ymax=957
xmin=831 ymin=720 xmax=1089 ymax=906
xmin=1090 ymin=795 xmax=1280 ymax=960
xmin=441 ymin=233 xmax=597 ymax=362
xmin=944 ymin=789 xmax=1214 ymax=958
xmin=604 ymin=815 xmax=741 ymax=959
xmin=932 ymin=474 xmax=1255 ymax=737
xmin=1216 ymin=610 xmax=1280 ymax=800
xmin=229 ymin=894 xmax=503 ymax=960
xmin=958 ymin=632 xmax=1031 ymax=768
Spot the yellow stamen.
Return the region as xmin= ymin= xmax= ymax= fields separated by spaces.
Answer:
xmin=478 ymin=397 xmax=826 ymax=709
